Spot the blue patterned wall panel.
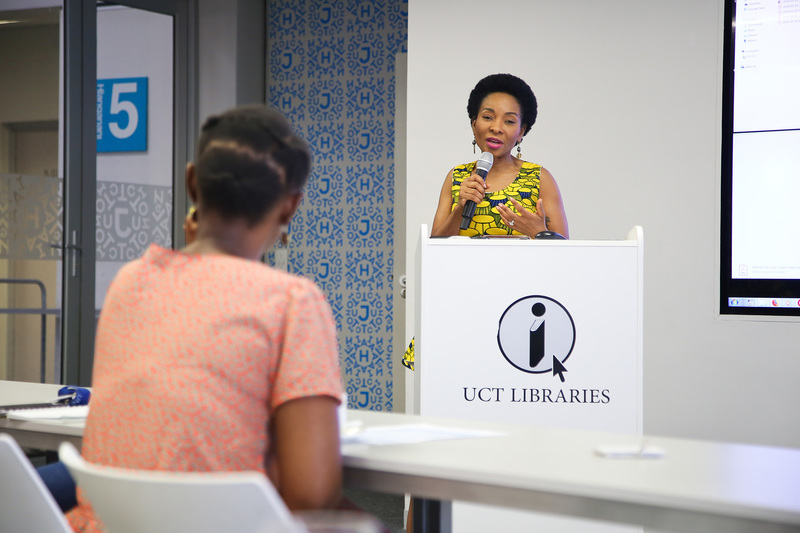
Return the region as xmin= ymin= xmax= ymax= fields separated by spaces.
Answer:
xmin=346 ymin=118 xmax=387 ymax=162
xmin=305 ymin=165 xmax=346 ymax=207
xmin=271 ymin=83 xmax=307 ymax=122
xmin=308 ymin=2 xmax=346 ymax=37
xmin=346 ymin=164 xmax=388 ymax=205
xmin=306 ymin=122 xmax=346 ymax=163
xmin=268 ymin=1 xmax=307 ymax=37
xmin=269 ymin=39 xmax=306 ymax=81
xmin=267 ymin=0 xmax=406 ymax=412
xmin=308 ymin=80 xmax=345 ymax=121
xmin=347 ymin=77 xmax=387 ymax=118
xmin=307 ymin=37 xmax=347 ymax=78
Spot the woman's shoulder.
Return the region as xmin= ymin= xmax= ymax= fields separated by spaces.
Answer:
xmin=195 ymin=259 xmax=331 ymax=315
xmin=163 ymin=251 xmax=319 ymax=297
xmin=452 ymin=161 xmax=476 ymax=181
xmin=519 ymin=160 xmax=542 ymax=171
xmin=107 ymin=244 xmax=163 ymax=282
xmin=251 ymin=264 xmax=329 ymax=303
xmin=517 ymin=160 xmax=543 ymax=178
xmin=224 ymin=258 xmax=319 ymax=290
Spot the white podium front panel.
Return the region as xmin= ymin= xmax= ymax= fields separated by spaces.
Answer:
xmin=415 ymin=229 xmax=643 ymax=433
xmin=414 ymin=227 xmax=644 ymax=533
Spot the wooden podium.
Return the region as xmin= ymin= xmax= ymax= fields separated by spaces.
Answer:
xmin=413 ymin=225 xmax=644 ymax=532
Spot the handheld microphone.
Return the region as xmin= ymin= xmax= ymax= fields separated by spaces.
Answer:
xmin=460 ymin=151 xmax=493 ymax=230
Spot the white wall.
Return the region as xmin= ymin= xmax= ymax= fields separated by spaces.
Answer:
xmin=406 ymin=0 xmax=800 ymax=448
xmin=197 ymin=0 xmax=265 ymax=121
xmin=96 ymin=6 xmax=174 ymax=189
xmin=197 ymin=0 xmax=239 ymax=119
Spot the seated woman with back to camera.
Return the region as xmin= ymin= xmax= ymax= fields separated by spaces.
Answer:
xmin=68 ymin=105 xmax=344 ymax=532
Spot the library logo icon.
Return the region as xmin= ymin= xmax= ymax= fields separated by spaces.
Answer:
xmin=497 ymin=295 xmax=576 ymax=381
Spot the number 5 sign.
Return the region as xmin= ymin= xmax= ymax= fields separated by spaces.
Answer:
xmin=96 ymin=77 xmax=148 ymax=152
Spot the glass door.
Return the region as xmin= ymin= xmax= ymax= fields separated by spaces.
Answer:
xmin=1 ymin=0 xmax=192 ymax=386
xmin=0 ymin=4 xmax=63 ymax=383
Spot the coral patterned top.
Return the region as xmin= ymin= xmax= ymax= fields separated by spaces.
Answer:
xmin=67 ymin=245 xmax=342 ymax=532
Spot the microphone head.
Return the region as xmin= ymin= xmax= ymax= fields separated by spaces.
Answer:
xmin=476 ymin=151 xmax=493 ymax=174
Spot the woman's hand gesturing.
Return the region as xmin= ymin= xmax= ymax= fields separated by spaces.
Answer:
xmin=496 ymin=197 xmax=548 ymax=237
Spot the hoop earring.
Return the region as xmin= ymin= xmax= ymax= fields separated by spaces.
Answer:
xmin=516 ymin=142 xmax=522 ymax=159
xmin=280 ymin=224 xmax=289 ymax=246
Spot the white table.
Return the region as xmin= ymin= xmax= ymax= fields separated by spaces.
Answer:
xmin=342 ymin=410 xmax=800 ymax=533
xmin=0 ymin=381 xmax=84 ymax=451
xmin=3 ymin=380 xmax=800 ymax=533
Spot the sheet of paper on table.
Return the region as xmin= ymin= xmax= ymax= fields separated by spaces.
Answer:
xmin=4 ymin=405 xmax=90 ymax=421
xmin=341 ymin=423 xmax=504 ymax=446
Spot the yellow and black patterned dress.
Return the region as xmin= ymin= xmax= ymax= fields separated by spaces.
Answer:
xmin=401 ymin=162 xmax=544 ymax=371
xmin=450 ymin=160 xmax=542 ymax=237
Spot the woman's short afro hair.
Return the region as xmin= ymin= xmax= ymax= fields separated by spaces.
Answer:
xmin=467 ymin=73 xmax=537 ymax=136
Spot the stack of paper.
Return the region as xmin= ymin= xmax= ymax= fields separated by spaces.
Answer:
xmin=4 ymin=405 xmax=89 ymax=421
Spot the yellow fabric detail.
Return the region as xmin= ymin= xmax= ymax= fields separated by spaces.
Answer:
xmin=402 ymin=338 xmax=415 ymax=371
xmin=451 ymin=161 xmax=542 ymax=236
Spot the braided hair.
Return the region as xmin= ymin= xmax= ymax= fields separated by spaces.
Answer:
xmin=195 ymin=105 xmax=311 ymax=227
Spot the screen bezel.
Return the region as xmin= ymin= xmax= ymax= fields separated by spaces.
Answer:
xmin=719 ymin=0 xmax=800 ymax=317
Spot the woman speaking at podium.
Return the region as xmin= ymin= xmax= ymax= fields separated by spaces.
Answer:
xmin=430 ymin=73 xmax=569 ymax=239
xmin=405 ymin=78 xmax=572 ymax=530
xmin=403 ymin=74 xmax=570 ymax=373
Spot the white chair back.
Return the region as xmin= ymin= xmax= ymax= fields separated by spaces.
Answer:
xmin=59 ymin=441 xmax=301 ymax=533
xmin=0 ymin=433 xmax=73 ymax=533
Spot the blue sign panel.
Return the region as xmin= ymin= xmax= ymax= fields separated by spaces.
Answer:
xmin=97 ymin=77 xmax=148 ymax=153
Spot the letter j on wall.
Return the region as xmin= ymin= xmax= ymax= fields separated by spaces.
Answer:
xmin=97 ymin=77 xmax=148 ymax=153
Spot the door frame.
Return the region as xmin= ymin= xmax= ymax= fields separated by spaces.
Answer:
xmin=61 ymin=0 xmax=195 ymax=385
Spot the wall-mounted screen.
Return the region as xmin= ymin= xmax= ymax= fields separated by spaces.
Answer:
xmin=720 ymin=0 xmax=800 ymax=316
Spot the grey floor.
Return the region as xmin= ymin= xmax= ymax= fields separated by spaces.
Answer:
xmin=345 ymin=488 xmax=406 ymax=533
